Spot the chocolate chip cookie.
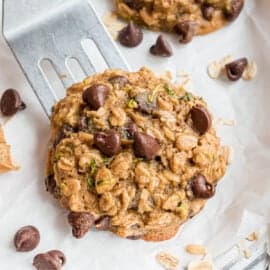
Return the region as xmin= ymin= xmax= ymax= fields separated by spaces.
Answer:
xmin=115 ymin=0 xmax=244 ymax=40
xmin=46 ymin=68 xmax=229 ymax=241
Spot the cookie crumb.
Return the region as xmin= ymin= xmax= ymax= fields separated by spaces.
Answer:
xmin=215 ymin=118 xmax=236 ymax=127
xmin=246 ymin=231 xmax=259 ymax=242
xmin=225 ymin=145 xmax=234 ymax=165
xmin=238 ymin=241 xmax=252 ymax=259
xmin=186 ymin=244 xmax=207 ymax=256
xmin=242 ymin=61 xmax=258 ymax=80
xmin=207 ymin=61 xmax=221 ymax=79
xmin=102 ymin=12 xmax=125 ymax=40
xmin=156 ymin=252 xmax=179 ymax=270
xmin=0 ymin=125 xmax=20 ymax=173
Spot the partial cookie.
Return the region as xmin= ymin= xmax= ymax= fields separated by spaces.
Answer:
xmin=46 ymin=67 xmax=228 ymax=241
xmin=115 ymin=0 xmax=244 ymax=41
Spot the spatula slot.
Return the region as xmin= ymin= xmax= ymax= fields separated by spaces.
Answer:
xmin=81 ymin=38 xmax=108 ymax=73
xmin=66 ymin=57 xmax=86 ymax=83
xmin=39 ymin=58 xmax=65 ymax=99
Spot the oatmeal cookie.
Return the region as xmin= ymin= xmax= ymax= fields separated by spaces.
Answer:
xmin=115 ymin=0 xmax=244 ymax=37
xmin=46 ymin=68 xmax=229 ymax=241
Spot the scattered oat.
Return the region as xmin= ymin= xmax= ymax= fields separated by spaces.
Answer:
xmin=246 ymin=231 xmax=259 ymax=242
xmin=242 ymin=61 xmax=258 ymax=80
xmin=0 ymin=125 xmax=20 ymax=173
xmin=102 ymin=12 xmax=126 ymax=40
xmin=176 ymin=71 xmax=193 ymax=91
xmin=60 ymin=74 xmax=67 ymax=79
xmin=243 ymin=248 xmax=252 ymax=259
xmin=186 ymin=244 xmax=207 ymax=256
xmin=187 ymin=256 xmax=214 ymax=270
xmin=225 ymin=145 xmax=234 ymax=165
xmin=160 ymin=71 xmax=173 ymax=81
xmin=219 ymin=55 xmax=234 ymax=69
xmin=215 ymin=118 xmax=236 ymax=127
xmin=156 ymin=252 xmax=179 ymax=270
xmin=207 ymin=61 xmax=221 ymax=79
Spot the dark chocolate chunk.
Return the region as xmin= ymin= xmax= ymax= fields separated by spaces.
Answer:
xmin=124 ymin=0 xmax=144 ymax=10
xmin=224 ymin=0 xmax=244 ymax=21
xmin=67 ymin=212 xmax=95 ymax=239
xmin=225 ymin=58 xmax=248 ymax=81
xmin=14 ymin=226 xmax=40 ymax=252
xmin=202 ymin=5 xmax=215 ymax=21
xmin=150 ymin=35 xmax=173 ymax=57
xmin=174 ymin=21 xmax=196 ymax=44
xmin=0 ymin=89 xmax=26 ymax=116
xmin=94 ymin=130 xmax=121 ymax=157
xmin=109 ymin=75 xmax=129 ymax=87
xmin=126 ymin=122 xmax=137 ymax=139
xmin=133 ymin=132 xmax=160 ymax=160
xmin=82 ymin=84 xmax=109 ymax=110
xmin=118 ymin=22 xmax=143 ymax=47
xmin=190 ymin=174 xmax=215 ymax=199
xmin=190 ymin=105 xmax=212 ymax=135
xmin=33 ymin=250 xmax=66 ymax=270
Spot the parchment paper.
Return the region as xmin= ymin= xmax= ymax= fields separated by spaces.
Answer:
xmin=0 ymin=0 xmax=269 ymax=269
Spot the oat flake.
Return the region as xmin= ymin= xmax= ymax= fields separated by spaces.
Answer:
xmin=185 ymin=244 xmax=207 ymax=256
xmin=156 ymin=252 xmax=180 ymax=270
xmin=242 ymin=61 xmax=258 ymax=80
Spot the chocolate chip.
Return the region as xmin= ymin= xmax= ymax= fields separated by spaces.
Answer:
xmin=67 ymin=212 xmax=95 ymax=238
xmin=133 ymin=132 xmax=160 ymax=160
xmin=0 ymin=89 xmax=26 ymax=116
xmin=109 ymin=75 xmax=129 ymax=87
xmin=190 ymin=174 xmax=215 ymax=199
xmin=224 ymin=0 xmax=244 ymax=21
xmin=33 ymin=250 xmax=66 ymax=270
xmin=190 ymin=105 xmax=212 ymax=135
xmin=78 ymin=116 xmax=89 ymax=131
xmin=126 ymin=122 xmax=137 ymax=138
xmin=95 ymin=216 xmax=111 ymax=230
xmin=94 ymin=130 xmax=121 ymax=157
xmin=225 ymin=58 xmax=248 ymax=81
xmin=124 ymin=0 xmax=144 ymax=10
xmin=45 ymin=175 xmax=60 ymax=198
xmin=135 ymin=92 xmax=157 ymax=114
xmin=82 ymin=84 xmax=109 ymax=110
xmin=118 ymin=22 xmax=143 ymax=47
xmin=201 ymin=5 xmax=215 ymax=21
xmin=174 ymin=21 xmax=196 ymax=44
xmin=150 ymin=35 xmax=173 ymax=57
xmin=14 ymin=226 xmax=40 ymax=252
xmin=126 ymin=235 xmax=142 ymax=240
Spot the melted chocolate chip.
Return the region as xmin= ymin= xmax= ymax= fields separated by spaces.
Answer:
xmin=225 ymin=58 xmax=248 ymax=81
xmin=190 ymin=174 xmax=215 ymax=199
xmin=224 ymin=0 xmax=244 ymax=21
xmin=150 ymin=35 xmax=173 ymax=57
xmin=135 ymin=92 xmax=157 ymax=114
xmin=95 ymin=216 xmax=111 ymax=230
xmin=124 ymin=0 xmax=144 ymax=10
xmin=0 ymin=89 xmax=26 ymax=116
xmin=109 ymin=75 xmax=129 ymax=87
xmin=82 ymin=84 xmax=109 ymax=110
xmin=118 ymin=22 xmax=143 ymax=47
xmin=14 ymin=226 xmax=40 ymax=252
xmin=126 ymin=122 xmax=137 ymax=139
xmin=174 ymin=21 xmax=196 ymax=44
xmin=94 ymin=130 xmax=121 ymax=157
xmin=190 ymin=105 xmax=212 ymax=135
xmin=133 ymin=132 xmax=160 ymax=160
xmin=67 ymin=212 xmax=95 ymax=238
xmin=202 ymin=5 xmax=215 ymax=21
xmin=33 ymin=250 xmax=66 ymax=270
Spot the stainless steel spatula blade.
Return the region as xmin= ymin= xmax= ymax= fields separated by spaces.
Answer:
xmin=2 ymin=0 xmax=129 ymax=117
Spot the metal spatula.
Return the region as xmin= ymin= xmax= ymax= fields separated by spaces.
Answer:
xmin=2 ymin=0 xmax=269 ymax=269
xmin=2 ymin=0 xmax=129 ymax=117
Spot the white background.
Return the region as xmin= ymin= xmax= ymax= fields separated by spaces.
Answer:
xmin=0 ymin=0 xmax=269 ymax=269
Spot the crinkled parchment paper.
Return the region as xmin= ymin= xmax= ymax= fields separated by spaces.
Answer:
xmin=0 ymin=0 xmax=269 ymax=269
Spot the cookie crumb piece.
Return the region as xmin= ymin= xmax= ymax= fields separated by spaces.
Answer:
xmin=225 ymin=145 xmax=234 ymax=165
xmin=238 ymin=241 xmax=252 ymax=259
xmin=246 ymin=231 xmax=259 ymax=242
xmin=156 ymin=252 xmax=179 ymax=270
xmin=186 ymin=244 xmax=207 ymax=256
xmin=242 ymin=61 xmax=258 ymax=80
xmin=207 ymin=61 xmax=221 ymax=79
xmin=0 ymin=125 xmax=20 ymax=173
